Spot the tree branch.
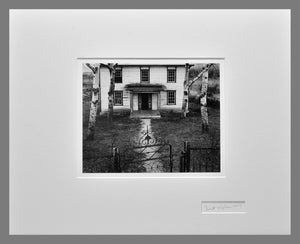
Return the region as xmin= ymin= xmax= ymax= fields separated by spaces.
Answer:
xmin=187 ymin=63 xmax=214 ymax=88
xmin=86 ymin=63 xmax=98 ymax=74
xmin=100 ymin=63 xmax=118 ymax=71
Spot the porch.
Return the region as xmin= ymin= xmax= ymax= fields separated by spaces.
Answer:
xmin=125 ymin=83 xmax=166 ymax=112
xmin=130 ymin=110 xmax=161 ymax=119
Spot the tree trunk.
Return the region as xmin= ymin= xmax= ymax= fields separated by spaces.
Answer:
xmin=106 ymin=63 xmax=117 ymax=119
xmin=182 ymin=63 xmax=190 ymax=117
xmin=86 ymin=63 xmax=100 ymax=140
xmin=98 ymin=66 xmax=102 ymax=116
xmin=182 ymin=64 xmax=213 ymax=125
xmin=200 ymin=70 xmax=209 ymax=131
xmin=107 ymin=69 xmax=115 ymax=119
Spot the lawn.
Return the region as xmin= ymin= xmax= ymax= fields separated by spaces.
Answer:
xmin=83 ymin=102 xmax=220 ymax=173
xmin=150 ymin=109 xmax=220 ymax=172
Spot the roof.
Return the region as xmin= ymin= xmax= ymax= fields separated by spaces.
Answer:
xmin=125 ymin=83 xmax=166 ymax=92
xmin=116 ymin=64 xmax=186 ymax=67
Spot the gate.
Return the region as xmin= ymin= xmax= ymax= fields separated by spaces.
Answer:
xmin=112 ymin=126 xmax=173 ymax=173
xmin=180 ymin=141 xmax=220 ymax=172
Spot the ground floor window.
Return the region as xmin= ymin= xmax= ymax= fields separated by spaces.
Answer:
xmin=114 ymin=91 xmax=123 ymax=106
xmin=167 ymin=90 xmax=176 ymax=105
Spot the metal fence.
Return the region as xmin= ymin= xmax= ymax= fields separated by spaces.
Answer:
xmin=180 ymin=141 xmax=220 ymax=172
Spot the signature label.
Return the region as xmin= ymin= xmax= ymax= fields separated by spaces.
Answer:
xmin=201 ymin=201 xmax=246 ymax=214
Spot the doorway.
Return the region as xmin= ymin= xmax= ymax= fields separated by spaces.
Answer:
xmin=139 ymin=93 xmax=152 ymax=110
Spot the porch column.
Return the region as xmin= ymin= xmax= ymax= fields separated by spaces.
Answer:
xmin=157 ymin=92 xmax=161 ymax=110
xmin=130 ymin=91 xmax=133 ymax=112
xmin=152 ymin=93 xmax=158 ymax=110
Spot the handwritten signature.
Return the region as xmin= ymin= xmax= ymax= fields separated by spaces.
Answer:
xmin=202 ymin=202 xmax=245 ymax=212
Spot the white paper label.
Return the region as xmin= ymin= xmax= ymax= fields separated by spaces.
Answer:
xmin=201 ymin=201 xmax=246 ymax=214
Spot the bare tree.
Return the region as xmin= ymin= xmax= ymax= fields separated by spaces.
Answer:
xmin=182 ymin=63 xmax=215 ymax=130
xmin=85 ymin=62 xmax=118 ymax=141
xmin=101 ymin=63 xmax=118 ymax=119
xmin=86 ymin=63 xmax=101 ymax=140
xmin=181 ymin=63 xmax=193 ymax=117
xmin=199 ymin=68 xmax=209 ymax=131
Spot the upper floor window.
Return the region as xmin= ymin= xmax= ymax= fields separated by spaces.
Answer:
xmin=115 ymin=67 xmax=122 ymax=83
xmin=167 ymin=90 xmax=176 ymax=105
xmin=140 ymin=66 xmax=150 ymax=83
xmin=167 ymin=67 xmax=176 ymax=83
xmin=114 ymin=91 xmax=123 ymax=106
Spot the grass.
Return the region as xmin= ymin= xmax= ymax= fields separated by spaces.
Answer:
xmin=151 ymin=109 xmax=220 ymax=172
xmin=83 ymin=113 xmax=142 ymax=172
xmin=83 ymin=101 xmax=220 ymax=172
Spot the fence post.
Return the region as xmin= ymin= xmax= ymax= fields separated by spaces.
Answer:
xmin=187 ymin=142 xmax=191 ymax=172
xmin=184 ymin=141 xmax=190 ymax=172
xmin=112 ymin=147 xmax=121 ymax=172
xmin=183 ymin=142 xmax=187 ymax=172
xmin=169 ymin=144 xmax=173 ymax=172
xmin=179 ymin=153 xmax=184 ymax=172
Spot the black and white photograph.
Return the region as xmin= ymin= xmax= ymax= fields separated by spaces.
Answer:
xmin=82 ymin=61 xmax=221 ymax=173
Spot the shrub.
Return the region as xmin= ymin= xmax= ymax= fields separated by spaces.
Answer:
xmin=207 ymin=98 xmax=220 ymax=108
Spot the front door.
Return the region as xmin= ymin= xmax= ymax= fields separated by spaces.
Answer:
xmin=139 ymin=93 xmax=152 ymax=110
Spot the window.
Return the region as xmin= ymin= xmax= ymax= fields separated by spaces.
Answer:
xmin=114 ymin=91 xmax=123 ymax=106
xmin=115 ymin=67 xmax=122 ymax=83
xmin=140 ymin=67 xmax=150 ymax=83
xmin=167 ymin=67 xmax=176 ymax=83
xmin=167 ymin=91 xmax=176 ymax=105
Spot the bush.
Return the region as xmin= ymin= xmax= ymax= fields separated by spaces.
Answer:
xmin=188 ymin=95 xmax=199 ymax=104
xmin=207 ymin=98 xmax=220 ymax=108
xmin=207 ymin=83 xmax=219 ymax=96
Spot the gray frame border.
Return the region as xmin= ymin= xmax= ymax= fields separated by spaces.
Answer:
xmin=1 ymin=1 xmax=297 ymax=244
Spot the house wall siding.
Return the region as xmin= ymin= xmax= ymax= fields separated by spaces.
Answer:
xmin=150 ymin=66 xmax=166 ymax=84
xmin=122 ymin=66 xmax=141 ymax=85
xmin=99 ymin=65 xmax=185 ymax=113
xmin=160 ymin=66 xmax=185 ymax=111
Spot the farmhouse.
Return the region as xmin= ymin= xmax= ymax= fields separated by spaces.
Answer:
xmin=98 ymin=64 xmax=186 ymax=116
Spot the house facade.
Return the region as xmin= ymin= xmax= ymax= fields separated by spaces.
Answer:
xmin=99 ymin=64 xmax=186 ymax=115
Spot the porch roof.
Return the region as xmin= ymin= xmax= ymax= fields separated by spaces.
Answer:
xmin=124 ymin=83 xmax=166 ymax=93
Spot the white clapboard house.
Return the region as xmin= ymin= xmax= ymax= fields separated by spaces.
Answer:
xmin=96 ymin=64 xmax=186 ymax=116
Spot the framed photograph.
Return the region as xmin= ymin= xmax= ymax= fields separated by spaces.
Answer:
xmin=79 ymin=58 xmax=224 ymax=177
xmin=10 ymin=9 xmax=290 ymax=235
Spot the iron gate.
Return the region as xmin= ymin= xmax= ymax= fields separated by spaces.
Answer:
xmin=112 ymin=126 xmax=173 ymax=173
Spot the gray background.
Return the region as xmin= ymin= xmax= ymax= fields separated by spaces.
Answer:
xmin=9 ymin=10 xmax=290 ymax=234
xmin=1 ymin=0 xmax=297 ymax=243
